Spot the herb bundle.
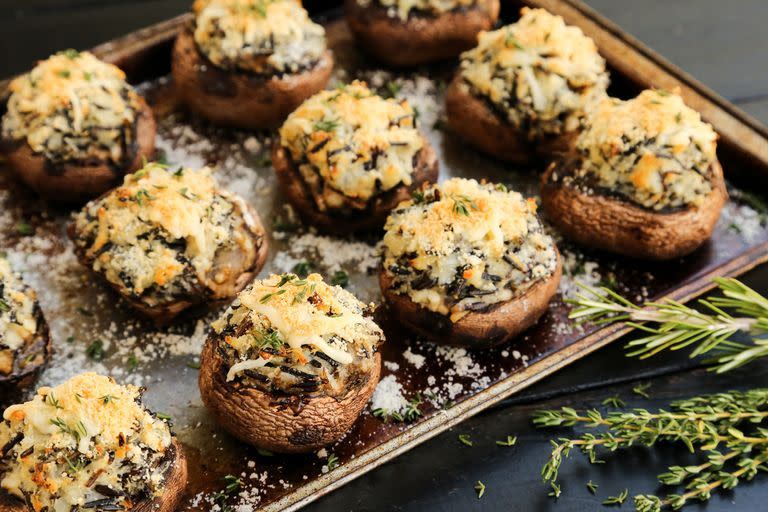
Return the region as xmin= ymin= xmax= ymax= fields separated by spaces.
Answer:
xmin=569 ymin=277 xmax=768 ymax=372
xmin=534 ymin=389 xmax=768 ymax=510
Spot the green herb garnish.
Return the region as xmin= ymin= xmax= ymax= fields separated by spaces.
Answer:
xmin=313 ymin=118 xmax=339 ymax=132
xmin=292 ymin=261 xmax=313 ymax=278
xmin=587 ymin=481 xmax=598 ymax=494
xmin=15 ymin=220 xmax=34 ymax=236
xmin=86 ymin=340 xmax=104 ymax=360
xmin=603 ymin=489 xmax=629 ymax=506
xmin=330 ymin=270 xmax=349 ymax=288
xmin=601 ymin=395 xmax=625 ymax=408
xmin=632 ymin=382 xmax=652 ymax=398
xmin=458 ymin=434 xmax=473 ymax=447
xmin=475 ymin=481 xmax=486 ymax=499
xmin=496 ymin=435 xmax=517 ymax=447
xmin=326 ymin=453 xmax=339 ymax=470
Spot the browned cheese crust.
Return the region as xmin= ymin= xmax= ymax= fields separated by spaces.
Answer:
xmin=0 ymin=439 xmax=187 ymax=512
xmin=171 ymin=26 xmax=333 ymax=129
xmin=67 ymin=202 xmax=269 ymax=325
xmin=3 ymin=97 xmax=156 ymax=203
xmin=198 ymin=340 xmax=381 ymax=453
xmin=0 ymin=309 xmax=51 ymax=406
xmin=345 ymin=0 xmax=499 ymax=67
xmin=271 ymin=138 xmax=439 ymax=234
xmin=540 ymin=158 xmax=728 ymax=260
xmin=379 ymin=251 xmax=562 ymax=348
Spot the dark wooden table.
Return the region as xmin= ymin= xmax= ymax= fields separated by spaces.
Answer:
xmin=2 ymin=1 xmax=768 ymax=510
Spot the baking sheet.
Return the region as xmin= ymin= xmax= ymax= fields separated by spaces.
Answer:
xmin=1 ymin=3 xmax=768 ymax=510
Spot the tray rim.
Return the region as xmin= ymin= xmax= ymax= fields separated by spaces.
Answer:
xmin=1 ymin=1 xmax=768 ymax=510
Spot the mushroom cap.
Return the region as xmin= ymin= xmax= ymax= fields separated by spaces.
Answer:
xmin=379 ymin=250 xmax=562 ymax=348
xmin=540 ymin=157 xmax=727 ymax=260
xmin=445 ymin=73 xmax=575 ymax=165
xmin=344 ymin=0 xmax=500 ymax=67
xmin=199 ymin=338 xmax=381 ymax=453
xmin=171 ymin=26 xmax=333 ymax=129
xmin=272 ymin=138 xmax=438 ymax=235
xmin=3 ymin=96 xmax=155 ymax=203
xmin=0 ymin=308 xmax=51 ymax=406
xmin=67 ymin=198 xmax=269 ymax=325
xmin=0 ymin=439 xmax=187 ymax=512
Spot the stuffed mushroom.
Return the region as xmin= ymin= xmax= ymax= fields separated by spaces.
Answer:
xmin=69 ymin=162 xmax=268 ymax=323
xmin=380 ymin=178 xmax=562 ymax=347
xmin=0 ymin=50 xmax=156 ymax=202
xmin=0 ymin=258 xmax=50 ymax=404
xmin=272 ymin=80 xmax=438 ymax=234
xmin=541 ymin=89 xmax=726 ymax=260
xmin=445 ymin=7 xmax=609 ymax=164
xmin=0 ymin=373 xmax=187 ymax=512
xmin=172 ymin=0 xmax=333 ymax=129
xmin=345 ymin=0 xmax=500 ymax=67
xmin=199 ymin=273 xmax=384 ymax=453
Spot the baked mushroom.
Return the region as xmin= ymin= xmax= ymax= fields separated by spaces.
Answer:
xmin=0 ymin=258 xmax=50 ymax=404
xmin=380 ymin=178 xmax=562 ymax=348
xmin=171 ymin=0 xmax=333 ymax=129
xmin=272 ymin=80 xmax=438 ymax=234
xmin=345 ymin=0 xmax=500 ymax=67
xmin=445 ymin=7 xmax=609 ymax=164
xmin=69 ymin=162 xmax=268 ymax=323
xmin=541 ymin=89 xmax=727 ymax=260
xmin=0 ymin=373 xmax=187 ymax=512
xmin=0 ymin=50 xmax=156 ymax=202
xmin=199 ymin=273 xmax=384 ymax=453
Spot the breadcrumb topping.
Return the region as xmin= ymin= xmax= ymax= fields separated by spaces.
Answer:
xmin=193 ymin=0 xmax=326 ymax=74
xmin=357 ymin=0 xmax=476 ymax=20
xmin=279 ymin=81 xmax=423 ymax=210
xmin=459 ymin=7 xmax=608 ymax=138
xmin=2 ymin=50 xmax=141 ymax=165
xmin=0 ymin=258 xmax=39 ymax=364
xmin=570 ymin=89 xmax=718 ymax=210
xmin=71 ymin=162 xmax=260 ymax=307
xmin=212 ymin=273 xmax=383 ymax=396
xmin=0 ymin=373 xmax=172 ymax=512
xmin=382 ymin=178 xmax=557 ymax=319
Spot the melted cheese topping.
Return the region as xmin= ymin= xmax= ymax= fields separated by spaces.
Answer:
xmin=212 ymin=273 xmax=383 ymax=394
xmin=279 ymin=81 xmax=423 ymax=210
xmin=459 ymin=7 xmax=608 ymax=138
xmin=0 ymin=373 xmax=172 ymax=512
xmin=72 ymin=163 xmax=258 ymax=306
xmin=193 ymin=0 xmax=326 ymax=74
xmin=383 ymin=178 xmax=557 ymax=319
xmin=2 ymin=50 xmax=141 ymax=165
xmin=356 ymin=0 xmax=476 ymax=20
xmin=568 ymin=89 xmax=718 ymax=210
xmin=0 ymin=258 xmax=38 ymax=357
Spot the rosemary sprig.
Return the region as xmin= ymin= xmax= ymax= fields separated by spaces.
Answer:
xmin=534 ymin=389 xmax=768 ymax=510
xmin=568 ymin=278 xmax=768 ymax=373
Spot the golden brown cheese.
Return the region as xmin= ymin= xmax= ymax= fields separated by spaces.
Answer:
xmin=571 ymin=89 xmax=718 ymax=210
xmin=356 ymin=0 xmax=476 ymax=20
xmin=383 ymin=178 xmax=557 ymax=319
xmin=2 ymin=50 xmax=141 ymax=165
xmin=72 ymin=162 xmax=258 ymax=304
xmin=0 ymin=258 xmax=38 ymax=358
xmin=279 ymin=81 xmax=423 ymax=209
xmin=212 ymin=273 xmax=383 ymax=394
xmin=193 ymin=0 xmax=326 ymax=74
xmin=459 ymin=7 xmax=608 ymax=138
xmin=0 ymin=373 xmax=172 ymax=512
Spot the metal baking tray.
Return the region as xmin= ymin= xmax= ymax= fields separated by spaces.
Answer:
xmin=1 ymin=0 xmax=768 ymax=509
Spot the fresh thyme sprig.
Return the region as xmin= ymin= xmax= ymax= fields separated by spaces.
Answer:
xmin=534 ymin=389 xmax=768 ymax=510
xmin=568 ymin=278 xmax=768 ymax=373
